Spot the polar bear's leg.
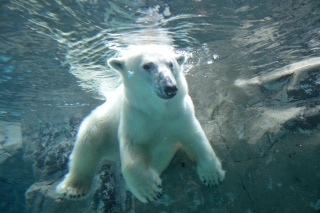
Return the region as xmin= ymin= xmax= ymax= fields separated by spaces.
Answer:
xmin=120 ymin=140 xmax=162 ymax=203
xmin=180 ymin=119 xmax=225 ymax=187
xmin=56 ymin=123 xmax=105 ymax=199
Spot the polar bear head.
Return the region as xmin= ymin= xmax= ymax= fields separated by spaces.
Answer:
xmin=107 ymin=46 xmax=186 ymax=100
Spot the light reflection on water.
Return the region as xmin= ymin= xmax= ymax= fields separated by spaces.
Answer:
xmin=0 ymin=0 xmax=319 ymax=122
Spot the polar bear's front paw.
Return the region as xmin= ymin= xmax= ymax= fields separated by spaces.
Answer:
xmin=124 ymin=168 xmax=163 ymax=203
xmin=197 ymin=159 xmax=225 ymax=188
xmin=55 ymin=175 xmax=92 ymax=200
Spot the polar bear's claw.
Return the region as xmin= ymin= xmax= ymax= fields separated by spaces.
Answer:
xmin=56 ymin=178 xmax=91 ymax=200
xmin=197 ymin=160 xmax=226 ymax=189
xmin=125 ymin=168 xmax=163 ymax=203
xmin=142 ymin=181 xmax=162 ymax=203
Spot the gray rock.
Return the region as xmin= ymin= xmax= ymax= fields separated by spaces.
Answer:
xmin=0 ymin=121 xmax=22 ymax=167
xmin=0 ymin=121 xmax=30 ymax=212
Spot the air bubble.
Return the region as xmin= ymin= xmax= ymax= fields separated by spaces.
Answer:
xmin=213 ymin=54 xmax=219 ymax=59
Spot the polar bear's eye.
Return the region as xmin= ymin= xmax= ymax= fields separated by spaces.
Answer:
xmin=143 ymin=63 xmax=153 ymax=70
xmin=143 ymin=64 xmax=150 ymax=70
xmin=169 ymin=62 xmax=173 ymax=69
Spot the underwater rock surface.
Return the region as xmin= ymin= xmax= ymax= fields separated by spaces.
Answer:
xmin=21 ymin=58 xmax=320 ymax=213
xmin=0 ymin=121 xmax=31 ymax=213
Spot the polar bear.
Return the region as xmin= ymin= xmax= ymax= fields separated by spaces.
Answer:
xmin=56 ymin=46 xmax=225 ymax=203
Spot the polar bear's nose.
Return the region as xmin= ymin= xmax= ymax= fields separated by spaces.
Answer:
xmin=164 ymin=85 xmax=178 ymax=98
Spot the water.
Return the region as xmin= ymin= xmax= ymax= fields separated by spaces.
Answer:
xmin=1 ymin=0 xmax=319 ymax=120
xmin=1 ymin=0 xmax=320 ymax=212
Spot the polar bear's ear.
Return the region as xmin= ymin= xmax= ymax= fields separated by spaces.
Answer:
xmin=175 ymin=55 xmax=186 ymax=66
xmin=107 ymin=58 xmax=125 ymax=72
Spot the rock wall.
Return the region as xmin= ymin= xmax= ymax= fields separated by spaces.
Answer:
xmin=0 ymin=121 xmax=32 ymax=213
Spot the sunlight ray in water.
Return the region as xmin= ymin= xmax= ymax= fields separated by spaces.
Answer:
xmin=235 ymin=57 xmax=320 ymax=86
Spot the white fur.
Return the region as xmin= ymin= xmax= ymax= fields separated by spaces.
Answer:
xmin=56 ymin=46 xmax=225 ymax=203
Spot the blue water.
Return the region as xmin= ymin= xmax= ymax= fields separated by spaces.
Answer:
xmin=1 ymin=0 xmax=320 ymax=121
xmin=1 ymin=0 xmax=320 ymax=212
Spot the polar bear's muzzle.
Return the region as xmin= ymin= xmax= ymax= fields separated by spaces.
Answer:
xmin=164 ymin=84 xmax=178 ymax=98
xmin=155 ymin=73 xmax=178 ymax=99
